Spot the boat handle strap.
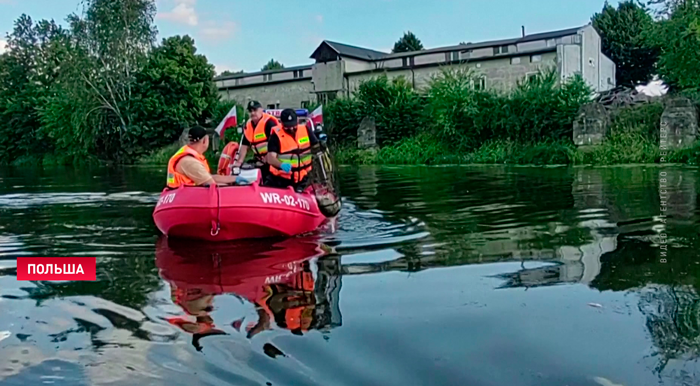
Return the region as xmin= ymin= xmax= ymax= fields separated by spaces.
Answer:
xmin=209 ymin=184 xmax=220 ymax=237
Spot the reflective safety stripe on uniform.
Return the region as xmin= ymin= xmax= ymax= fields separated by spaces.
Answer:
xmin=166 ymin=145 xmax=210 ymax=188
xmin=245 ymin=113 xmax=278 ymax=159
xmin=270 ymin=124 xmax=314 ymax=183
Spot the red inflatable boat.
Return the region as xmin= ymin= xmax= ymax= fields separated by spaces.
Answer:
xmin=153 ymin=169 xmax=334 ymax=242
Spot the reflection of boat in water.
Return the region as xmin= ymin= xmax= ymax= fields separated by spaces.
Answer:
xmin=155 ymin=236 xmax=342 ymax=349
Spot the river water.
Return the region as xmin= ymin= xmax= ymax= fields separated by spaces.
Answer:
xmin=0 ymin=165 xmax=699 ymax=386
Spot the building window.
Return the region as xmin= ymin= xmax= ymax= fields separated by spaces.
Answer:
xmin=301 ymin=101 xmax=310 ymax=109
xmin=573 ymin=34 xmax=582 ymax=44
xmin=474 ymin=77 xmax=486 ymax=90
xmin=526 ymin=72 xmax=538 ymax=83
xmin=445 ymin=51 xmax=460 ymax=62
xmin=402 ymin=57 xmax=409 ymax=67
xmin=293 ymin=70 xmax=299 ymax=78
xmin=263 ymin=74 xmax=272 ymax=81
xmin=317 ymin=91 xmax=337 ymax=105
xmin=299 ymin=69 xmax=304 ymax=77
xmin=531 ymin=55 xmax=542 ymax=63
xmin=511 ymin=57 xmax=521 ymax=65
xmin=493 ymin=45 xmax=509 ymax=55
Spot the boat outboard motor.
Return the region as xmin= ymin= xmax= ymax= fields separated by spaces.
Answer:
xmin=308 ymin=123 xmax=341 ymax=218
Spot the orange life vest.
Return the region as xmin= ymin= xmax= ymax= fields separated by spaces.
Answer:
xmin=269 ymin=124 xmax=313 ymax=183
xmin=257 ymin=270 xmax=316 ymax=333
xmin=217 ymin=141 xmax=240 ymax=175
xmin=244 ymin=113 xmax=278 ymax=160
xmin=166 ymin=145 xmax=211 ymax=188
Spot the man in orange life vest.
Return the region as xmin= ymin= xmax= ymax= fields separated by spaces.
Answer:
xmin=166 ymin=126 xmax=237 ymax=188
xmin=265 ymin=108 xmax=319 ymax=192
xmin=232 ymin=100 xmax=280 ymax=179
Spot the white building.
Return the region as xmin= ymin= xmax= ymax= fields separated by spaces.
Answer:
xmin=215 ymin=24 xmax=615 ymax=108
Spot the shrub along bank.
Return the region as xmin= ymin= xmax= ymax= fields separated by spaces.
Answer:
xmin=326 ymin=69 xmax=700 ymax=166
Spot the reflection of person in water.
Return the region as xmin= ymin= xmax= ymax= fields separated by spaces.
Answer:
xmin=156 ymin=236 xmax=341 ymax=352
xmin=166 ymin=285 xmax=227 ymax=351
xmin=245 ymin=261 xmax=317 ymax=338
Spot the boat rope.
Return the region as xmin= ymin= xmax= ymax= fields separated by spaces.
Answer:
xmin=210 ymin=185 xmax=221 ymax=237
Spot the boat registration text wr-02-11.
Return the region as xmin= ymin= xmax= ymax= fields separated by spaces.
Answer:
xmin=260 ymin=192 xmax=310 ymax=210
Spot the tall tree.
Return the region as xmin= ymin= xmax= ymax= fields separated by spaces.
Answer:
xmin=392 ymin=31 xmax=424 ymax=53
xmin=133 ymin=35 xmax=220 ymax=149
xmin=592 ymin=0 xmax=659 ymax=86
xmin=647 ymin=0 xmax=700 ymax=91
xmin=0 ymin=15 xmax=70 ymax=162
xmin=66 ymin=0 xmax=157 ymax=160
xmin=261 ymin=59 xmax=284 ymax=71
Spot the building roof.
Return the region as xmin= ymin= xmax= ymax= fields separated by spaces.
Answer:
xmin=386 ymin=25 xmax=585 ymax=59
xmin=518 ymin=26 xmax=582 ymax=43
xmin=310 ymin=40 xmax=389 ymax=61
xmin=214 ymin=64 xmax=313 ymax=81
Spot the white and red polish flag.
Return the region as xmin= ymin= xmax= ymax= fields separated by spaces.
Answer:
xmin=310 ymin=105 xmax=323 ymax=126
xmin=215 ymin=105 xmax=238 ymax=137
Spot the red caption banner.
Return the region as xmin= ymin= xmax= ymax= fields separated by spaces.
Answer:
xmin=16 ymin=257 xmax=97 ymax=281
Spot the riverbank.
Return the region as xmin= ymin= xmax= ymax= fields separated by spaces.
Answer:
xmin=334 ymin=133 xmax=700 ymax=166
xmin=10 ymin=132 xmax=698 ymax=168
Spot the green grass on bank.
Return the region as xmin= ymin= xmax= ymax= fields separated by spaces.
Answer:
xmin=10 ymin=133 xmax=698 ymax=168
xmin=333 ymin=133 xmax=700 ymax=166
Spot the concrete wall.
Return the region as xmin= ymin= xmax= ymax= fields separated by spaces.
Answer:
xmin=599 ymin=54 xmax=615 ymax=91
xmin=469 ymin=47 xmax=494 ymax=59
xmin=312 ymin=61 xmax=345 ymax=92
xmin=345 ymin=51 xmax=557 ymax=94
xmin=347 ymin=69 xmax=413 ymax=93
xmin=216 ymin=68 xmax=312 ymax=89
xmin=467 ymin=52 xmax=557 ymax=92
xmin=518 ymin=40 xmax=547 ymax=52
xmin=378 ymin=57 xmax=405 ymax=69
xmin=560 ymin=44 xmax=582 ymax=81
xmin=581 ymin=25 xmax=602 ymax=91
xmin=414 ymin=52 xmax=447 ymax=66
xmin=343 ymin=58 xmax=374 ymax=73
xmin=219 ymin=79 xmax=314 ymax=109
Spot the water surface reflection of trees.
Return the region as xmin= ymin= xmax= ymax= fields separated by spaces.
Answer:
xmin=340 ymin=165 xmax=700 ymax=376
